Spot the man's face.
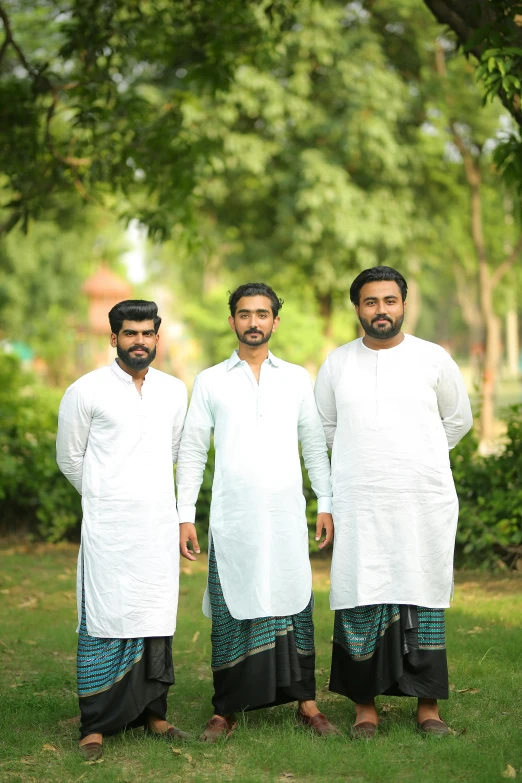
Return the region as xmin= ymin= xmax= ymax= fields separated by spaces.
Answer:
xmin=228 ymin=295 xmax=280 ymax=346
xmin=355 ymin=281 xmax=405 ymax=340
xmin=110 ymin=319 xmax=159 ymax=370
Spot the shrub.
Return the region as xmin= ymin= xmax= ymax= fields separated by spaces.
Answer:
xmin=0 ymin=353 xmax=81 ymax=541
xmin=451 ymin=405 xmax=522 ymax=570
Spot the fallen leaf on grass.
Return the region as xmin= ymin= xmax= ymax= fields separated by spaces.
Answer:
xmin=449 ymin=682 xmax=456 ymax=691
xmin=502 ymin=765 xmax=516 ymax=779
xmin=381 ymin=703 xmax=398 ymax=713
xmin=447 ymin=727 xmax=467 ymax=737
xmin=280 ymin=773 xmax=295 ymax=780
xmin=20 ymin=758 xmax=37 ymax=766
xmin=192 ymin=631 xmax=200 ymax=643
xmin=85 ymin=758 xmax=104 ymax=765
xmin=171 ymin=748 xmax=182 ymax=756
xmin=457 ymin=626 xmax=482 ymax=635
xmin=18 ymin=597 xmax=38 ymax=609
xmin=456 ymin=687 xmax=481 ymax=694
xmin=183 ymin=753 xmax=194 ymax=765
xmin=22 ymin=640 xmax=37 ymax=646
xmin=42 ymin=744 xmax=57 ymax=753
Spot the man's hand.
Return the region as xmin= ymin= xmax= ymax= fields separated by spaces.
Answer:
xmin=315 ymin=512 xmax=334 ymax=550
xmin=180 ymin=522 xmax=201 ymax=561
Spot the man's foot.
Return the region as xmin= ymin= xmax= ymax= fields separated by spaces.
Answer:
xmin=416 ymin=698 xmax=448 ymax=736
xmin=199 ymin=714 xmax=237 ymax=743
xmin=416 ymin=698 xmax=441 ymax=724
xmin=79 ymin=733 xmax=103 ymax=761
xmin=352 ymin=701 xmax=378 ymax=740
xmin=145 ymin=715 xmax=191 ymax=741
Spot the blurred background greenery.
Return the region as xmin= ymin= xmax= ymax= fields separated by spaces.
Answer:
xmin=1 ymin=0 xmax=521 ymax=568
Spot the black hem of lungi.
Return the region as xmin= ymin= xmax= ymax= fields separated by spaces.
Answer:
xmin=212 ymin=636 xmax=316 ymax=716
xmin=79 ymin=637 xmax=175 ymax=739
xmin=329 ymin=606 xmax=449 ymax=704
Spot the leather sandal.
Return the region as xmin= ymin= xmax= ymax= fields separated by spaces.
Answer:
xmin=351 ymin=721 xmax=378 ymax=739
xmin=417 ymin=718 xmax=449 ymax=736
xmin=79 ymin=742 xmax=103 ymax=761
xmin=144 ymin=724 xmax=191 ymax=741
xmin=297 ymin=710 xmax=341 ymax=736
xmin=199 ymin=714 xmax=237 ymax=743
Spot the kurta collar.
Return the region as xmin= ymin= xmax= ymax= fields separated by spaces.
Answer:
xmin=226 ymin=350 xmax=280 ymax=371
xmin=111 ymin=358 xmax=151 ymax=385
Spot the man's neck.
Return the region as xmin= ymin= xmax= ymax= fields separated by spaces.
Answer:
xmin=362 ymin=332 xmax=405 ymax=351
xmin=237 ymin=344 xmax=270 ymax=369
xmin=116 ymin=358 xmax=150 ymax=381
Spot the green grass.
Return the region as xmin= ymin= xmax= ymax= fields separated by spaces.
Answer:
xmin=1 ymin=543 xmax=521 ymax=783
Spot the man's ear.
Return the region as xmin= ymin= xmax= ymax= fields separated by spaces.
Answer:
xmin=271 ymin=316 xmax=281 ymax=334
xmin=228 ymin=315 xmax=236 ymax=333
xmin=110 ymin=332 xmax=117 ymax=348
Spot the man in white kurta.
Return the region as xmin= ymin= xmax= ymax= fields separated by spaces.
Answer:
xmin=314 ymin=266 xmax=472 ymax=738
xmin=176 ymin=283 xmax=339 ymax=741
xmin=56 ymin=299 xmax=189 ymax=760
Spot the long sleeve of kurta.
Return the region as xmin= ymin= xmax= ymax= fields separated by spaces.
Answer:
xmin=176 ymin=376 xmax=214 ymax=524
xmin=56 ymin=383 xmax=94 ymax=494
xmin=313 ymin=359 xmax=337 ymax=449
xmin=437 ymin=353 xmax=473 ymax=448
xmin=298 ymin=379 xmax=332 ymax=513
xmin=171 ymin=386 xmax=188 ymax=463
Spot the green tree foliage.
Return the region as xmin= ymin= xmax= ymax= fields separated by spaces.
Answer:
xmin=423 ymin=0 xmax=522 ymax=202
xmin=0 ymin=201 xmax=128 ymax=385
xmin=0 ymin=0 xmax=297 ymax=235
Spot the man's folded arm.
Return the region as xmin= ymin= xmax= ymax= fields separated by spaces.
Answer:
xmin=56 ymin=384 xmax=93 ymax=494
xmin=437 ymin=352 xmax=473 ymax=449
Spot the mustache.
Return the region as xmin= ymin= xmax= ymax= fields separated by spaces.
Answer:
xmin=372 ymin=316 xmax=392 ymax=324
xmin=128 ymin=345 xmax=150 ymax=353
xmin=245 ymin=329 xmax=263 ymax=335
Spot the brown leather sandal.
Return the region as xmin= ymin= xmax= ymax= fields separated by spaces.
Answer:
xmin=417 ymin=718 xmax=449 ymax=736
xmin=297 ymin=710 xmax=342 ymax=736
xmin=144 ymin=724 xmax=191 ymax=741
xmin=351 ymin=721 xmax=378 ymax=739
xmin=199 ymin=714 xmax=237 ymax=743
xmin=79 ymin=742 xmax=103 ymax=761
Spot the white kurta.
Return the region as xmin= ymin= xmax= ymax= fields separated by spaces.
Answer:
xmin=176 ymin=350 xmax=332 ymax=621
xmin=314 ymin=335 xmax=473 ymax=610
xmin=56 ymin=360 xmax=187 ymax=639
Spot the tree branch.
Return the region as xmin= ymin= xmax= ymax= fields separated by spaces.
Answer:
xmin=490 ymin=235 xmax=522 ymax=289
xmin=423 ymin=0 xmax=522 ymax=129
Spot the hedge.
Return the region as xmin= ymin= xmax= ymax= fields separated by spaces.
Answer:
xmin=1 ymin=353 xmax=520 ymax=570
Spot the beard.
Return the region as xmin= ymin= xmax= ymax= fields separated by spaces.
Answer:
xmin=359 ymin=313 xmax=404 ymax=340
xmin=236 ymin=328 xmax=272 ymax=346
xmin=117 ymin=343 xmax=156 ymax=370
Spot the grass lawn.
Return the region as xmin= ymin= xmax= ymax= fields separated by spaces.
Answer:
xmin=0 ymin=542 xmax=521 ymax=783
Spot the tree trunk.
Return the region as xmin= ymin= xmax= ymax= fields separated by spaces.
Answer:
xmin=405 ymin=258 xmax=421 ymax=335
xmin=506 ymin=308 xmax=519 ymax=378
xmin=316 ymin=290 xmax=333 ymax=340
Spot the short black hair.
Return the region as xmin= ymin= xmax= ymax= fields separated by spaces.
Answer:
xmin=108 ymin=300 xmax=162 ymax=335
xmin=349 ymin=266 xmax=407 ymax=305
xmin=228 ymin=283 xmax=284 ymax=317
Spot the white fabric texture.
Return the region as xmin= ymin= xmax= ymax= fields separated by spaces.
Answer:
xmin=314 ymin=335 xmax=473 ymax=611
xmin=176 ymin=350 xmax=332 ymax=621
xmin=56 ymin=360 xmax=187 ymax=638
